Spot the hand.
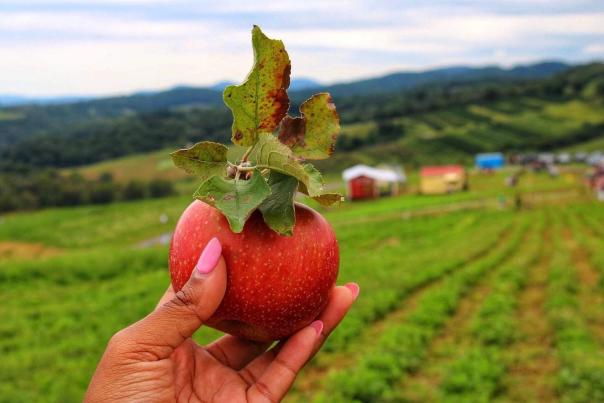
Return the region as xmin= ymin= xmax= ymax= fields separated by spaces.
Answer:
xmin=85 ymin=239 xmax=358 ymax=402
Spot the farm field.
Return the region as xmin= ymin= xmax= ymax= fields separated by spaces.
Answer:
xmin=0 ymin=171 xmax=603 ymax=402
xmin=319 ymin=97 xmax=604 ymax=171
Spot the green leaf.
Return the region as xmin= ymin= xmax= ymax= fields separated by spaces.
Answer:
xmin=278 ymin=93 xmax=340 ymax=160
xmin=248 ymin=133 xmax=325 ymax=196
xmin=224 ymin=25 xmax=291 ymax=146
xmin=193 ymin=170 xmax=271 ymax=233
xmin=298 ymin=163 xmax=325 ymax=196
xmin=171 ymin=141 xmax=228 ymax=181
xmin=296 ymin=163 xmax=343 ymax=206
xmin=258 ymin=172 xmax=298 ymax=236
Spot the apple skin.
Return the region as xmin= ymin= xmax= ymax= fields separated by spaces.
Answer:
xmin=169 ymin=200 xmax=339 ymax=341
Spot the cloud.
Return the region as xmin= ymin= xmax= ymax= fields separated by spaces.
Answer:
xmin=0 ymin=1 xmax=603 ymax=95
xmin=583 ymin=43 xmax=604 ymax=55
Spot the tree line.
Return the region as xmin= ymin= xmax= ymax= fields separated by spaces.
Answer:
xmin=0 ymin=171 xmax=174 ymax=213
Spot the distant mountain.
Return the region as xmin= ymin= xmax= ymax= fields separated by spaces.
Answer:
xmin=0 ymin=95 xmax=31 ymax=106
xmin=292 ymin=61 xmax=571 ymax=100
xmin=209 ymin=80 xmax=235 ymax=91
xmin=84 ymin=86 xmax=221 ymax=113
xmin=289 ymin=77 xmax=322 ymax=91
xmin=0 ymin=61 xmax=568 ymax=110
xmin=0 ymin=94 xmax=90 ymax=107
xmin=208 ymin=77 xmax=321 ymax=92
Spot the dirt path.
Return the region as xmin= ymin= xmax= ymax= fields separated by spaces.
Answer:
xmin=503 ymin=230 xmax=557 ymax=403
xmin=0 ymin=241 xmax=61 ymax=261
xmin=288 ymin=225 xmax=515 ymax=403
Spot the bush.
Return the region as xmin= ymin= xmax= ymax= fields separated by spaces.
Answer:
xmin=148 ymin=179 xmax=174 ymax=198
xmin=88 ymin=183 xmax=117 ymax=204
xmin=0 ymin=169 xmax=181 ymax=213
xmin=122 ymin=181 xmax=147 ymax=200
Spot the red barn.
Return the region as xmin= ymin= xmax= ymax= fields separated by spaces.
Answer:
xmin=342 ymin=165 xmax=406 ymax=201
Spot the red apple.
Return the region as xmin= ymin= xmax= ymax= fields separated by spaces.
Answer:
xmin=169 ymin=200 xmax=339 ymax=341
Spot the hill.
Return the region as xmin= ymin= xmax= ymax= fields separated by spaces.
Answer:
xmin=1 ymin=63 xmax=602 ymax=174
xmin=0 ymin=61 xmax=572 ymax=148
xmin=62 ymin=96 xmax=604 ymax=184
xmin=293 ymin=61 xmax=570 ymax=100
xmin=0 ymin=94 xmax=91 ymax=107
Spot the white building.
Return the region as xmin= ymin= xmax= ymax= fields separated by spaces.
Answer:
xmin=342 ymin=164 xmax=406 ymax=200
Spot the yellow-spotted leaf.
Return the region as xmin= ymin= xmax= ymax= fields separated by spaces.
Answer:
xmin=278 ymin=93 xmax=340 ymax=159
xmin=224 ymin=25 xmax=291 ymax=146
xmin=170 ymin=141 xmax=228 ymax=181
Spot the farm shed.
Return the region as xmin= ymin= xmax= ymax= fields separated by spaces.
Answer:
xmin=475 ymin=153 xmax=504 ymax=170
xmin=420 ymin=165 xmax=467 ymax=195
xmin=342 ymin=164 xmax=406 ymax=201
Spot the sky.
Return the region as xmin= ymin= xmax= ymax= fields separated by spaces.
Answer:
xmin=1 ymin=0 xmax=603 ymax=97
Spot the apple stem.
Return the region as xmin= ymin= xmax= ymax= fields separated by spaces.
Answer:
xmin=241 ymin=146 xmax=253 ymax=163
xmin=228 ymin=161 xmax=257 ymax=173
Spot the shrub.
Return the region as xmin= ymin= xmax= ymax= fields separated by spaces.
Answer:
xmin=148 ymin=179 xmax=175 ymax=198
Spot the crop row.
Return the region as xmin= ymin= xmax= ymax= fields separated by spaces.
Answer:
xmin=437 ymin=217 xmax=543 ymax=402
xmin=0 ymin=206 xmax=498 ymax=402
xmin=568 ymin=209 xmax=604 ymax=290
xmin=546 ymin=217 xmax=604 ymax=403
xmin=312 ymin=216 xmax=528 ymax=402
xmin=323 ymin=211 xmax=509 ymax=352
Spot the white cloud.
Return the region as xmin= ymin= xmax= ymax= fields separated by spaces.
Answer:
xmin=0 ymin=2 xmax=603 ymax=95
xmin=0 ymin=11 xmax=235 ymax=41
xmin=583 ymin=43 xmax=604 ymax=55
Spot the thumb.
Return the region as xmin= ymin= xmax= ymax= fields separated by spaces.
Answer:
xmin=118 ymin=237 xmax=227 ymax=359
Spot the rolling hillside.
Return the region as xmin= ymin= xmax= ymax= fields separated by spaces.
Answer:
xmin=63 ymin=96 xmax=604 ymax=184
xmin=0 ymin=61 xmax=571 ymax=149
xmin=292 ymin=61 xmax=569 ymax=100
xmin=0 ymin=62 xmax=602 ymax=195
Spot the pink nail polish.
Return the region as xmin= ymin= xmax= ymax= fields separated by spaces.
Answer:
xmin=345 ymin=282 xmax=360 ymax=300
xmin=196 ymin=238 xmax=222 ymax=274
xmin=310 ymin=320 xmax=323 ymax=335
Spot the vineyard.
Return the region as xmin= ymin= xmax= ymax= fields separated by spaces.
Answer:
xmin=1 ymin=171 xmax=603 ymax=402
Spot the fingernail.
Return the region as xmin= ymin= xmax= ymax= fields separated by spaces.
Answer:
xmin=310 ymin=320 xmax=323 ymax=335
xmin=196 ymin=238 xmax=222 ymax=275
xmin=345 ymin=282 xmax=360 ymax=300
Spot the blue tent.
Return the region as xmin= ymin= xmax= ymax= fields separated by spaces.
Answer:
xmin=476 ymin=153 xmax=504 ymax=170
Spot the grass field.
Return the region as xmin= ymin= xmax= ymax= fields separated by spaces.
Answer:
xmin=1 ymin=169 xmax=603 ymax=402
